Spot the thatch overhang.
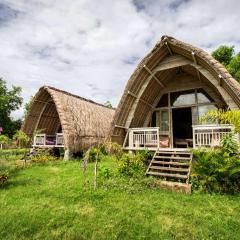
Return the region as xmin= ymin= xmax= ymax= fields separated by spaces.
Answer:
xmin=22 ymin=86 xmax=115 ymax=152
xmin=111 ymin=35 xmax=240 ymax=144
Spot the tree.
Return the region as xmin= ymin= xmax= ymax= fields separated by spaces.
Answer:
xmin=24 ymin=96 xmax=33 ymax=119
xmin=13 ymin=130 xmax=30 ymax=148
xmin=212 ymin=45 xmax=234 ymax=67
xmin=228 ymin=54 xmax=240 ymax=82
xmin=0 ymin=78 xmax=23 ymax=137
xmin=212 ymin=45 xmax=240 ymax=82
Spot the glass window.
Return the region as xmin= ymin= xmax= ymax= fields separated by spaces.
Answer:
xmin=197 ymin=89 xmax=213 ymax=104
xmin=171 ymin=90 xmax=196 ymax=106
xmin=198 ymin=105 xmax=217 ymax=120
xmin=156 ymin=110 xmax=169 ymax=131
xmin=156 ymin=94 xmax=168 ymax=107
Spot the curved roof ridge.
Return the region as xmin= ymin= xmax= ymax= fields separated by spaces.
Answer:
xmin=42 ymin=85 xmax=115 ymax=110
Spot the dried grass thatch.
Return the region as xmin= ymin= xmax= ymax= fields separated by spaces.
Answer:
xmin=22 ymin=86 xmax=115 ymax=152
xmin=111 ymin=35 xmax=240 ymax=144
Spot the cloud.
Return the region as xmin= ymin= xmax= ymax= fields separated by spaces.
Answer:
xmin=0 ymin=0 xmax=239 ymax=119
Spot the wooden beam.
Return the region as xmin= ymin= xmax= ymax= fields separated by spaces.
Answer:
xmin=143 ymin=65 xmax=165 ymax=88
xmin=165 ymin=42 xmax=173 ymax=55
xmin=190 ymin=63 xmax=238 ymax=109
xmin=34 ymin=100 xmax=50 ymax=132
xmin=128 ymin=91 xmax=153 ymax=108
xmin=191 ymin=51 xmax=197 ymax=64
xmin=115 ymin=125 xmax=128 ymax=129
xmin=34 ymin=99 xmax=54 ymax=104
xmin=127 ymin=90 xmax=138 ymax=98
xmin=192 ymin=51 xmax=201 ymax=82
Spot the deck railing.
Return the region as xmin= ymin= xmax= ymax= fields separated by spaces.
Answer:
xmin=192 ymin=124 xmax=238 ymax=148
xmin=33 ymin=133 xmax=64 ymax=147
xmin=123 ymin=127 xmax=160 ymax=149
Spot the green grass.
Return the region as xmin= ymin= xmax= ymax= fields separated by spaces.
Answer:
xmin=1 ymin=158 xmax=240 ymax=240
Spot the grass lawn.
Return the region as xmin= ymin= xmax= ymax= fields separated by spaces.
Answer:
xmin=1 ymin=158 xmax=240 ymax=240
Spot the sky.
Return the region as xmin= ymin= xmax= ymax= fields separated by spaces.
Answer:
xmin=0 ymin=0 xmax=240 ymax=119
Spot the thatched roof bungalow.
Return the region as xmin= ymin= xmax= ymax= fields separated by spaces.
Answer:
xmin=111 ymin=36 xmax=240 ymax=150
xmin=22 ymin=86 xmax=115 ymax=159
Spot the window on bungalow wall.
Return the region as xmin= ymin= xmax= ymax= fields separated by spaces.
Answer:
xmin=156 ymin=109 xmax=169 ymax=132
xmin=171 ymin=90 xmax=195 ymax=106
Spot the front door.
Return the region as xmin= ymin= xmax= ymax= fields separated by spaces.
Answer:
xmin=172 ymin=107 xmax=192 ymax=147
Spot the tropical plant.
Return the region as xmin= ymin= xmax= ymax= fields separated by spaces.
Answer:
xmin=13 ymin=130 xmax=30 ymax=148
xmin=191 ymin=135 xmax=240 ymax=193
xmin=221 ymin=134 xmax=239 ymax=156
xmin=200 ymin=109 xmax=240 ymax=133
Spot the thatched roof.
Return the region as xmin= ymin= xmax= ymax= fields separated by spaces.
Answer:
xmin=22 ymin=86 xmax=115 ymax=152
xmin=111 ymin=35 xmax=240 ymax=144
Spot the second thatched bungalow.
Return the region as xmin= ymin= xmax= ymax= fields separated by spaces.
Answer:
xmin=22 ymin=86 xmax=115 ymax=159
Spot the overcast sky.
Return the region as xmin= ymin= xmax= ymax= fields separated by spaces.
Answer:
xmin=0 ymin=0 xmax=240 ymax=119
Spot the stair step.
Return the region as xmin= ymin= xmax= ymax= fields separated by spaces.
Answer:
xmin=151 ymin=160 xmax=190 ymax=166
xmin=154 ymin=156 xmax=191 ymax=160
xmin=149 ymin=166 xmax=189 ymax=172
xmin=147 ymin=171 xmax=188 ymax=179
xmin=156 ymin=151 xmax=191 ymax=155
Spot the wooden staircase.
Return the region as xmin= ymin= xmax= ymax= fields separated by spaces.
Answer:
xmin=146 ymin=149 xmax=192 ymax=184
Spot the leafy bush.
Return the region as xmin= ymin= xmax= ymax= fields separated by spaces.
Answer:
xmin=98 ymin=166 xmax=112 ymax=179
xmin=191 ymin=135 xmax=240 ymax=193
xmin=200 ymin=109 xmax=240 ymax=133
xmin=0 ymin=135 xmax=10 ymax=148
xmin=13 ymin=130 xmax=30 ymax=148
xmin=221 ymin=133 xmax=239 ymax=156
xmin=117 ymin=152 xmax=146 ymax=178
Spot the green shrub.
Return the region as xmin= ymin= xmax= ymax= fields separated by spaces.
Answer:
xmin=106 ymin=142 xmax=123 ymax=160
xmin=13 ymin=130 xmax=30 ymax=148
xmin=200 ymin=109 xmax=240 ymax=132
xmin=221 ymin=133 xmax=239 ymax=156
xmin=117 ymin=152 xmax=146 ymax=178
xmin=191 ymin=135 xmax=240 ymax=193
xmin=98 ymin=166 xmax=112 ymax=179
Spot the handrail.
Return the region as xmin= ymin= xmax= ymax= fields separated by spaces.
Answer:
xmin=192 ymin=124 xmax=237 ymax=148
xmin=126 ymin=127 xmax=160 ymax=149
xmin=33 ymin=133 xmax=64 ymax=147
